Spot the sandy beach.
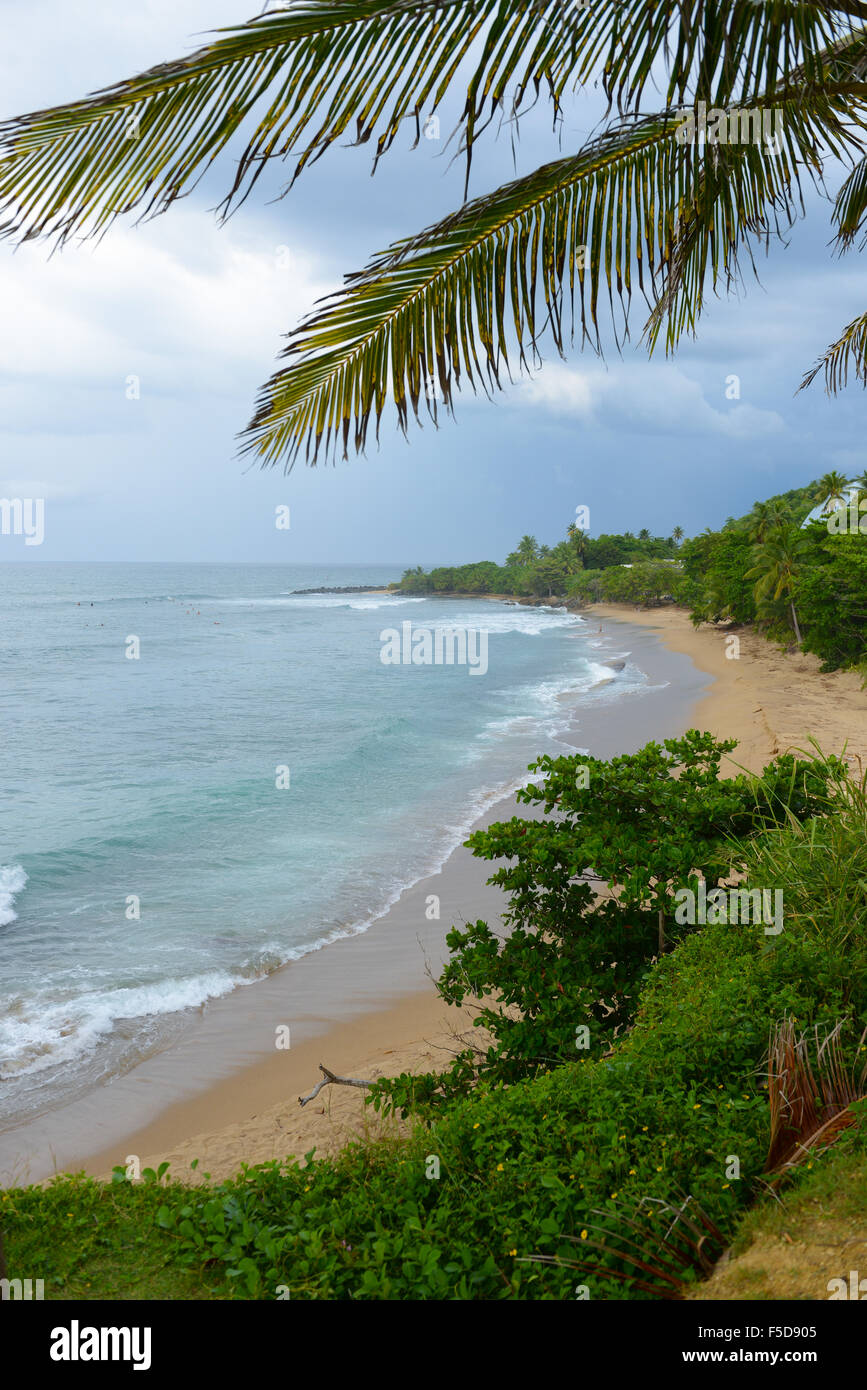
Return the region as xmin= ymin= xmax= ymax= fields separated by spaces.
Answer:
xmin=592 ymin=603 xmax=867 ymax=775
xmin=4 ymin=604 xmax=864 ymax=1188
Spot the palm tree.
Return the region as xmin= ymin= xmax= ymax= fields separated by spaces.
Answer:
xmin=566 ymin=521 xmax=589 ymax=566
xmin=515 ymin=535 xmax=540 ymax=566
xmin=746 ymin=527 xmax=810 ymax=645
xmin=672 ymin=526 xmax=684 ymax=545
xmin=1 ymin=5 xmax=866 ymax=471
xmin=813 ymin=470 xmax=853 ymax=512
xmin=748 ymin=500 xmax=789 ymax=543
xmin=637 ymin=527 xmax=652 ymax=542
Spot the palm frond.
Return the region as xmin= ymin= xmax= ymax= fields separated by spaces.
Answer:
xmin=765 ymin=1018 xmax=867 ymax=1178
xmin=520 ymin=1192 xmax=726 ymax=1299
xmin=239 ymin=111 xmax=702 ymax=466
xmin=0 ymin=1 xmax=860 ymax=248
xmin=645 ymin=74 xmax=867 ymax=351
xmin=240 ymin=86 xmax=867 ymax=467
xmin=0 ymin=0 xmax=559 ymax=244
xmin=800 ymin=309 xmax=867 ymax=391
xmin=833 ymin=153 xmax=867 ymax=246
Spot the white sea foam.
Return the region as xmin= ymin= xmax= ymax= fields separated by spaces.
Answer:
xmin=222 ymin=594 xmax=428 ymax=611
xmin=474 ymin=657 xmax=646 ymax=747
xmin=0 ymin=864 xmax=27 ymax=927
xmin=0 ymin=970 xmax=241 ymax=1079
xmin=428 ymin=607 xmax=583 ymax=636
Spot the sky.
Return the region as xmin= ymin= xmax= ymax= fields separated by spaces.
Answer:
xmin=1 ymin=0 xmax=865 ymax=567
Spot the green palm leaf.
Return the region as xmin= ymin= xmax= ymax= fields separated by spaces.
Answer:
xmin=833 ymin=152 xmax=867 ymax=245
xmin=240 ymin=84 xmax=867 ymax=466
xmin=0 ymin=0 xmax=858 ymax=247
xmin=239 ymin=111 xmax=690 ymax=466
xmin=645 ymin=41 xmax=867 ymax=351
xmin=0 ymin=0 xmax=645 ymax=245
xmin=2 ymin=2 xmax=867 ymax=467
xmin=800 ymin=310 xmax=867 ymax=391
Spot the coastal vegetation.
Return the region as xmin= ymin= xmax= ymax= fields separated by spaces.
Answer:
xmin=680 ymin=475 xmax=867 ymax=672
xmin=398 ymin=528 xmax=679 ymax=598
xmin=398 ymin=472 xmax=867 ymax=674
xmin=5 ymin=742 xmax=865 ymax=1300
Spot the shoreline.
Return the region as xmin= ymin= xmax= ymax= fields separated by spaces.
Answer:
xmin=2 ymin=608 xmax=705 ymax=1185
xmin=589 ymin=603 xmax=867 ymax=774
xmin=5 ymin=604 xmax=863 ymax=1187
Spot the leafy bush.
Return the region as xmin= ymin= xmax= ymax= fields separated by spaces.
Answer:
xmin=369 ymin=735 xmax=842 ymax=1112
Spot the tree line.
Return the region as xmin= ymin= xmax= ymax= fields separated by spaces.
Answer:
xmin=398 ymin=527 xmax=681 ymax=598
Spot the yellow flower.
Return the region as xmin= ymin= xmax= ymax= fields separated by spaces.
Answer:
xmin=496 ymin=1163 xmax=504 ymax=1172
xmin=656 ymin=1166 xmax=663 ymax=1172
xmin=641 ymin=1126 xmax=648 ymax=1132
xmin=693 ymin=1103 xmax=701 ymax=1110
xmin=509 ymin=1248 xmax=517 ymax=1257
xmin=629 ymin=1169 xmax=637 ymax=1175
xmin=807 ymin=1162 xmax=813 ymax=1169
xmin=722 ymin=1183 xmax=730 ymax=1190
xmin=473 ymin=1122 xmax=480 ymax=1129
xmin=580 ymin=1229 xmax=588 ymax=1240
xmin=610 ymin=1191 xmax=618 ymax=1199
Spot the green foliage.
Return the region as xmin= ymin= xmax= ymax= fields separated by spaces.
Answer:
xmin=398 ymin=526 xmax=678 ymax=598
xmin=370 ymin=733 xmax=843 ymax=1111
xmin=5 ymin=755 xmax=864 ymax=1300
xmin=796 ymin=523 xmax=867 ymax=669
xmin=680 ymin=529 xmax=757 ymax=623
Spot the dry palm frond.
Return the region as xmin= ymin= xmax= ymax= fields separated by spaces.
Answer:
xmin=765 ymin=1018 xmax=867 ymax=1178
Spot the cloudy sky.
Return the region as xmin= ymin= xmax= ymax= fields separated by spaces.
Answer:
xmin=1 ymin=1 xmax=865 ymax=566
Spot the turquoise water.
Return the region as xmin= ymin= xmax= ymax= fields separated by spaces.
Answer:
xmin=0 ymin=563 xmax=652 ymax=1125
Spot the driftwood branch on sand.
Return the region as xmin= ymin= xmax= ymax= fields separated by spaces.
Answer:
xmin=298 ymin=1064 xmax=374 ymax=1107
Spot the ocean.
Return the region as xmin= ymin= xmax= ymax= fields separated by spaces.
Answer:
xmin=0 ymin=562 xmax=657 ymax=1133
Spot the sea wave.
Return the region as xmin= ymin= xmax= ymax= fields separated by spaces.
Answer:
xmin=222 ymin=594 xmax=428 ymax=610
xmin=0 ymin=864 xmax=27 ymax=927
xmin=474 ymin=657 xmax=646 ymax=746
xmin=425 ymin=607 xmax=584 ymax=636
xmin=0 ymin=970 xmax=243 ymax=1080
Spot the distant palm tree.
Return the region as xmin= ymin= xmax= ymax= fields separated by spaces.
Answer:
xmin=566 ymin=522 xmax=589 ymax=566
xmin=0 ymin=4 xmax=866 ymax=471
xmin=638 ymin=527 xmax=652 ymax=541
xmin=672 ymin=526 xmax=684 ymax=545
xmin=516 ymin=535 xmax=540 ymax=566
xmin=748 ymin=501 xmax=789 ymax=543
xmin=813 ymin=470 xmax=853 ymax=511
xmin=746 ymin=527 xmax=810 ymax=644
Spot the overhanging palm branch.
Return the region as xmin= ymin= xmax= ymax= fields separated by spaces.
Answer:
xmin=2 ymin=2 xmax=867 ymax=466
xmin=0 ymin=0 xmax=853 ymax=247
xmin=242 ymin=111 xmax=683 ymax=465
xmin=645 ymin=30 xmax=867 ymax=351
xmin=241 ymin=87 xmax=866 ymax=466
